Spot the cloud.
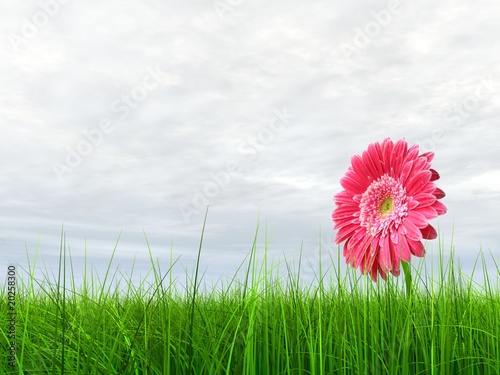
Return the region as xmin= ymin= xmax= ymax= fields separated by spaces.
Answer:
xmin=1 ymin=0 xmax=499 ymax=286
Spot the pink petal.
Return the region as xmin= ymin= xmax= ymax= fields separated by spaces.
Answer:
xmin=347 ymin=230 xmax=370 ymax=264
xmin=335 ymin=223 xmax=360 ymax=243
xmin=412 ymin=193 xmax=436 ymax=207
xmin=361 ymin=250 xmax=376 ymax=275
xmin=415 ymin=205 xmax=438 ymax=220
xmin=378 ymin=265 xmax=387 ymax=281
xmin=350 ymin=154 xmax=370 ymax=185
xmin=396 ymin=235 xmax=411 ymax=262
xmin=364 ymin=145 xmax=383 ymax=177
xmin=406 ymin=170 xmax=432 ymax=196
xmin=333 ymin=192 xmax=354 ymax=206
xmin=403 ymin=145 xmax=420 ymax=165
xmin=420 ymin=151 xmax=435 ymax=162
xmin=342 ymin=239 xmax=350 ymax=257
xmin=429 ymin=168 xmax=440 ymax=181
xmin=340 ymin=176 xmax=365 ymax=194
xmin=370 ymin=141 xmax=385 ymax=173
xmin=391 ymin=139 xmax=407 ymax=175
xmin=382 ymin=138 xmax=395 ymax=174
xmin=407 ymin=211 xmax=429 ymax=228
xmin=332 ymin=205 xmax=358 ymax=220
xmin=399 ymin=160 xmax=414 ymax=186
xmin=420 ymin=224 xmax=437 ymax=240
xmin=407 ymin=197 xmax=419 ymax=210
xmin=378 ymin=236 xmax=391 ymax=272
xmin=402 ymin=219 xmax=423 ymax=241
xmin=432 ymin=201 xmax=447 ymax=215
xmin=411 ymin=156 xmax=428 ymax=174
xmin=354 ymin=237 xmax=372 ymax=269
xmin=390 ymin=267 xmax=400 ymax=277
xmin=332 ymin=217 xmax=357 ymax=228
xmin=389 ymin=241 xmax=401 ymax=275
xmin=433 ymin=187 xmax=446 ymax=199
xmin=407 ymin=239 xmax=425 ymax=257
xmin=390 ymin=229 xmax=400 ymax=244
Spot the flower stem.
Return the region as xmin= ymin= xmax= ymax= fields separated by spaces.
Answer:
xmin=401 ymin=261 xmax=412 ymax=299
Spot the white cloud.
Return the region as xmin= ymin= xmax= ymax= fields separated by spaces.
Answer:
xmin=1 ymin=0 xmax=499 ymax=285
xmin=449 ymin=170 xmax=500 ymax=198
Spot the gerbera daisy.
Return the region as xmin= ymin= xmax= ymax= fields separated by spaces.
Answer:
xmin=332 ymin=138 xmax=447 ymax=281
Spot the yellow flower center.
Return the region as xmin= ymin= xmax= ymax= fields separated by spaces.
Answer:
xmin=379 ymin=197 xmax=393 ymax=215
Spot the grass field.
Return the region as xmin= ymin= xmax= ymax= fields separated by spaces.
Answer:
xmin=1 ymin=222 xmax=499 ymax=374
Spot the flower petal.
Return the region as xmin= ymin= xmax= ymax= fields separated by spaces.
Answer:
xmin=400 ymin=160 xmax=414 ymax=186
xmin=369 ymin=141 xmax=385 ymax=175
xmin=420 ymin=224 xmax=437 ymax=240
xmin=395 ymin=235 xmax=411 ymax=263
xmin=406 ymin=170 xmax=432 ymax=196
xmin=420 ymin=151 xmax=435 ymax=162
xmin=407 ymin=197 xmax=419 ymax=210
xmin=389 ymin=240 xmax=401 ymax=276
xmin=415 ymin=205 xmax=438 ymax=220
xmin=332 ymin=205 xmax=358 ymax=221
xmin=407 ymin=211 xmax=429 ymax=228
xmin=433 ymin=187 xmax=446 ymax=199
xmin=340 ymin=175 xmax=365 ymax=194
xmin=412 ymin=193 xmax=436 ymax=207
xmin=403 ymin=219 xmax=423 ymax=241
xmin=351 ymin=154 xmax=370 ymax=186
xmin=391 ymin=139 xmax=407 ymax=175
xmin=378 ymin=235 xmax=391 ymax=272
xmin=432 ymin=201 xmax=447 ymax=215
xmin=382 ymin=138 xmax=395 ymax=174
xmin=407 ymin=239 xmax=425 ymax=257
xmin=335 ymin=223 xmax=360 ymax=243
xmin=429 ymin=168 xmax=440 ymax=181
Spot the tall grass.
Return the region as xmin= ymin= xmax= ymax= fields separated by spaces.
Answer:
xmin=1 ymin=220 xmax=499 ymax=374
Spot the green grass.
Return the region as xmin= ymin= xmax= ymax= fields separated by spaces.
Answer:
xmin=1 ymin=219 xmax=499 ymax=374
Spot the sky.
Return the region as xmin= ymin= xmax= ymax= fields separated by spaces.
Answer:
xmin=1 ymin=0 xmax=499 ymax=289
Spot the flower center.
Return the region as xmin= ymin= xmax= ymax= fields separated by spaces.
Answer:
xmin=380 ymin=197 xmax=393 ymax=215
xmin=359 ymin=174 xmax=408 ymax=237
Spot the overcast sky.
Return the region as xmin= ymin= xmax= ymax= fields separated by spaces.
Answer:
xmin=1 ymin=0 xmax=499 ymax=288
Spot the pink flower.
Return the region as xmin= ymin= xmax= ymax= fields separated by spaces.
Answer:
xmin=332 ymin=138 xmax=447 ymax=281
